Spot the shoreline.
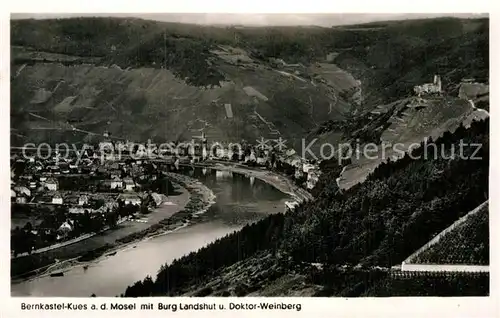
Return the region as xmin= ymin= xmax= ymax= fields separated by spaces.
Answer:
xmin=183 ymin=161 xmax=313 ymax=203
xmin=11 ymin=165 xmax=308 ymax=285
xmin=11 ymin=175 xmax=206 ymax=283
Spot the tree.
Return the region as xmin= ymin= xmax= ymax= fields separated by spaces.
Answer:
xmin=140 ymin=204 xmax=150 ymax=215
xmin=106 ymin=210 xmax=119 ymax=228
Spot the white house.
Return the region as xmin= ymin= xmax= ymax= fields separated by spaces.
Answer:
xmin=285 ymin=149 xmax=297 ymax=157
xmin=123 ymin=178 xmax=135 ymax=191
xmin=68 ymin=207 xmax=86 ymax=214
xmin=45 ymin=178 xmax=58 ymax=191
xmin=52 ymin=194 xmax=63 ymax=205
xmin=135 ymin=144 xmax=147 ymax=157
xmin=16 ymin=195 xmax=27 ymax=204
xmin=57 ymin=221 xmax=73 ymax=239
xmin=302 ymin=163 xmax=316 ymax=173
xmin=256 ymin=156 xmax=267 ymax=165
xmin=58 ymin=221 xmax=73 ymax=231
xmin=245 ymin=151 xmax=257 ymax=163
xmin=119 ymin=194 xmax=142 ymax=206
xmin=110 ymin=176 xmax=123 ymax=189
xmin=14 ymin=186 xmax=31 ymax=197
xmin=78 ymin=195 xmax=89 ymax=206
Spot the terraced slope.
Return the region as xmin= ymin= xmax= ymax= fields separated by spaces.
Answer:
xmin=411 ymin=202 xmax=489 ymax=265
xmin=364 ymin=271 xmax=489 ymax=296
xmin=337 ymin=95 xmax=488 ymax=189
xmin=11 ymin=34 xmax=363 ymax=148
xmin=11 ymin=52 xmax=351 ymax=147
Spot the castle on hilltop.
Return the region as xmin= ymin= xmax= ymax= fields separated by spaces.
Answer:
xmin=414 ymin=75 xmax=442 ymax=97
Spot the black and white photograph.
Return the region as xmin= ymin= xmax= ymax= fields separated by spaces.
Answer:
xmin=8 ymin=11 xmax=490 ymax=301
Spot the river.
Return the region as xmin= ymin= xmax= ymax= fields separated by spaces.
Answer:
xmin=11 ymin=167 xmax=289 ymax=297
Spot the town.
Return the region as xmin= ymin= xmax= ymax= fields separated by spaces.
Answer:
xmin=10 ymin=132 xmax=321 ymax=258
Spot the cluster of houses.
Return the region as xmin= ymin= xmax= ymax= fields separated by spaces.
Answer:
xmin=10 ymin=148 xmax=157 ymax=211
xmin=276 ymin=148 xmax=321 ymax=190
xmin=12 ymin=131 xmax=322 ymax=210
xmin=11 ymin=175 xmax=60 ymax=204
xmin=96 ymin=134 xmax=322 ymax=192
xmin=21 ymin=219 xmax=76 ymax=242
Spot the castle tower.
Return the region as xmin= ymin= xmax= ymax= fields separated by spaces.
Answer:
xmin=434 ymin=75 xmax=442 ymax=92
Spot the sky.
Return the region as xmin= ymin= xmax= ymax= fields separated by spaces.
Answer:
xmin=10 ymin=13 xmax=488 ymax=27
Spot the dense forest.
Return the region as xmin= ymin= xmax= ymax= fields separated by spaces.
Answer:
xmin=123 ymin=118 xmax=489 ymax=297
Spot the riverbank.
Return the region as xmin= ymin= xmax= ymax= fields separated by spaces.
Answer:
xmin=11 ymin=179 xmax=194 ymax=282
xmin=185 ymin=161 xmax=313 ymax=203
xmin=11 ymin=170 xmax=289 ymax=297
xmin=111 ymin=172 xmax=216 ymax=245
xmin=11 ymin=165 xmax=303 ymax=286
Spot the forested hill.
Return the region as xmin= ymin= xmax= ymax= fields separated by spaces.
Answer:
xmin=123 ymin=118 xmax=489 ymax=297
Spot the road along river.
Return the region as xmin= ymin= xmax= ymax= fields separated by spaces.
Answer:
xmin=11 ymin=167 xmax=291 ymax=297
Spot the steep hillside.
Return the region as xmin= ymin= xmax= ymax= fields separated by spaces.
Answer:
xmin=123 ymin=119 xmax=489 ymax=297
xmin=336 ymin=95 xmax=488 ymax=189
xmin=11 ymin=55 xmax=345 ymax=146
xmin=411 ymin=202 xmax=489 ymax=265
xmin=11 ymin=30 xmax=352 ymax=146
xmin=11 ymin=17 xmax=489 ymax=148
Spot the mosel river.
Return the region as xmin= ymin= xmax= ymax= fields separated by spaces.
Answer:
xmin=11 ymin=167 xmax=289 ymax=297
